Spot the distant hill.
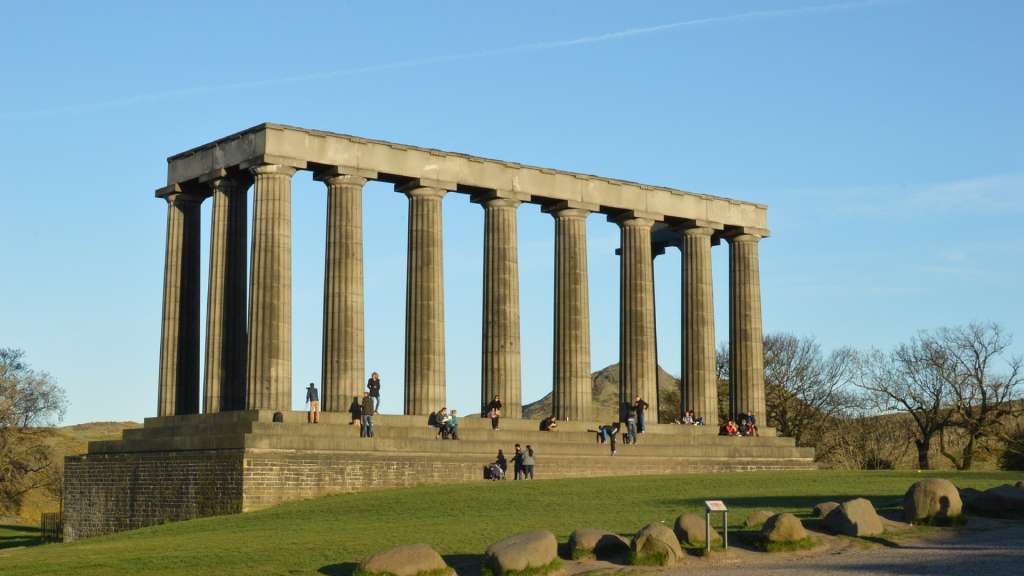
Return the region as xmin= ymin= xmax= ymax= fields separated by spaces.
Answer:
xmin=9 ymin=421 xmax=141 ymax=524
xmin=522 ymin=363 xmax=683 ymax=422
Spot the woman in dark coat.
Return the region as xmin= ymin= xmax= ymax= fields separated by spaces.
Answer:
xmin=487 ymin=395 xmax=502 ymax=430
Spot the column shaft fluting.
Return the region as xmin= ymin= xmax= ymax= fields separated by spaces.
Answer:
xmin=246 ymin=165 xmax=297 ymax=411
xmin=321 ymin=175 xmax=367 ymax=412
xmin=679 ymin=226 xmax=718 ymax=424
xmin=551 ymin=208 xmax=592 ymax=421
xmin=203 ymin=178 xmax=249 ymax=413
xmin=157 ymin=193 xmax=203 ymax=417
xmin=618 ymin=217 xmax=657 ymax=423
xmin=480 ymin=198 xmax=522 ymax=417
xmin=728 ymin=233 xmax=766 ymax=426
xmin=403 ymin=186 xmax=447 ymax=415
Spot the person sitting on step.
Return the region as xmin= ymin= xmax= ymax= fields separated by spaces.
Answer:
xmin=435 ymin=407 xmax=452 ymax=439
xmin=739 ymin=410 xmax=760 ymax=437
xmin=540 ymin=414 xmax=559 ymax=432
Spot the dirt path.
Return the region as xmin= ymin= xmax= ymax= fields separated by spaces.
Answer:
xmin=549 ymin=517 xmax=1024 ymax=576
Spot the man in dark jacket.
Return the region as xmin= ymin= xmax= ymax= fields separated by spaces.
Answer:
xmin=634 ymin=396 xmax=650 ymax=433
xmin=306 ymin=383 xmax=320 ymax=424
xmin=360 ymin=392 xmax=375 ymax=437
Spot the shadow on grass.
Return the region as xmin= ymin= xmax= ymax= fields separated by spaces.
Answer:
xmin=318 ymin=562 xmax=358 ymax=576
xmin=655 ymin=494 xmax=901 ymax=514
xmin=0 ymin=524 xmax=41 ymax=550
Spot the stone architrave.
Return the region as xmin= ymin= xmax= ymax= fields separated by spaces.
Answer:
xmin=157 ymin=191 xmax=204 ymax=417
xmin=614 ymin=213 xmax=658 ymax=423
xmin=675 ymin=222 xmax=721 ymax=425
xmin=246 ymin=165 xmax=297 ymax=411
xmin=400 ymin=181 xmax=448 ymax=415
xmin=546 ymin=202 xmax=594 ymax=422
xmin=476 ymin=193 xmax=523 ymax=418
xmin=203 ymin=176 xmax=250 ymax=413
xmin=727 ymin=230 xmax=768 ymax=426
xmin=319 ymin=172 xmax=369 ymax=412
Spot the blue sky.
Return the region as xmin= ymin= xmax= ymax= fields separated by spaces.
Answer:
xmin=1 ymin=0 xmax=1021 ymax=425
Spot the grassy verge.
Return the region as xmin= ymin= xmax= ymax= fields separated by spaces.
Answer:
xmin=624 ymin=550 xmax=667 ymax=566
xmin=1 ymin=470 xmax=1017 ymax=576
xmin=755 ymin=536 xmax=817 ymax=552
xmin=481 ymin=558 xmax=562 ymax=576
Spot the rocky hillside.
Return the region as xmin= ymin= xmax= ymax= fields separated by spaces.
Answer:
xmin=522 ymin=363 xmax=683 ymax=423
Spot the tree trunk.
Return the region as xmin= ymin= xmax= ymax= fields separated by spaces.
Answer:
xmin=915 ymin=437 xmax=931 ymax=470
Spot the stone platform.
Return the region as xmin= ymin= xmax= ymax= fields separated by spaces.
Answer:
xmin=63 ymin=411 xmax=814 ymax=541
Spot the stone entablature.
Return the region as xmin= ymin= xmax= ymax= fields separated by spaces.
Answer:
xmin=158 ymin=123 xmax=768 ymax=231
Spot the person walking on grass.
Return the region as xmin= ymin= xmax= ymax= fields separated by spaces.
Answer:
xmin=521 ymin=445 xmax=536 ymax=479
xmin=367 ymin=372 xmax=381 ymax=414
xmin=487 ymin=395 xmax=502 ymax=430
xmin=360 ymin=392 xmax=375 ymax=438
xmin=306 ymin=383 xmax=320 ymax=424
xmin=634 ymin=395 xmax=650 ymax=433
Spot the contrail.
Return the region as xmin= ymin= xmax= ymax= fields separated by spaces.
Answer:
xmin=0 ymin=0 xmax=892 ymax=121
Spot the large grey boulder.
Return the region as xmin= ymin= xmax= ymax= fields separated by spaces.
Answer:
xmin=568 ymin=529 xmax=628 ymax=556
xmin=484 ymin=531 xmax=558 ymax=575
xmin=358 ymin=543 xmax=451 ymax=576
xmin=1015 ymin=481 xmax=1024 ymax=489
xmin=973 ymin=484 xmax=1024 ymax=515
xmin=760 ymin=513 xmax=808 ymax=543
xmin=823 ymin=498 xmax=884 ymax=537
xmin=631 ymin=523 xmax=684 ymax=566
xmin=745 ymin=510 xmax=774 ymax=527
xmin=903 ymin=478 xmax=962 ymax=523
xmin=812 ymin=502 xmax=839 ymax=518
xmin=674 ymin=514 xmax=718 ymax=544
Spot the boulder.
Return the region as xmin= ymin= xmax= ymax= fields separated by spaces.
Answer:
xmin=631 ymin=523 xmax=684 ymax=566
xmin=903 ymin=478 xmax=962 ymax=523
xmin=484 ymin=531 xmax=558 ymax=575
xmin=1016 ymin=481 xmax=1024 ymax=489
xmin=823 ymin=498 xmax=884 ymax=537
xmin=973 ymin=484 xmax=1024 ymax=515
xmin=760 ymin=513 xmax=808 ymax=543
xmin=674 ymin=514 xmax=718 ymax=544
xmin=812 ymin=502 xmax=839 ymax=518
xmin=568 ymin=529 xmax=628 ymax=556
xmin=745 ymin=510 xmax=774 ymax=527
xmin=358 ymin=543 xmax=450 ymax=576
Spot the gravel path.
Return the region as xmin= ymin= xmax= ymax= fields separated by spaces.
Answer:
xmin=665 ymin=523 xmax=1024 ymax=576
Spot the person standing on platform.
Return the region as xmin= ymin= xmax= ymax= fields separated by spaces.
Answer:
xmin=513 ymin=443 xmax=524 ymax=480
xmin=626 ymin=405 xmax=638 ymax=445
xmin=367 ymin=372 xmax=381 ymax=414
xmin=487 ymin=395 xmax=502 ymax=430
xmin=306 ymin=383 xmax=320 ymax=424
xmin=521 ymin=445 xmax=536 ymax=479
xmin=360 ymin=392 xmax=375 ymax=438
xmin=634 ymin=395 xmax=650 ymax=434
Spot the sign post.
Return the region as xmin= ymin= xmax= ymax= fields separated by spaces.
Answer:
xmin=704 ymin=500 xmax=728 ymax=552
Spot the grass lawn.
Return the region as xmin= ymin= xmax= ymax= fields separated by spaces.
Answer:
xmin=2 ymin=470 xmax=1018 ymax=576
xmin=0 ymin=524 xmax=40 ymax=550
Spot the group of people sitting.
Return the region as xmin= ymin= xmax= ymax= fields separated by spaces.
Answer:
xmin=720 ymin=410 xmax=760 ymax=437
xmin=679 ymin=410 xmax=705 ymax=425
xmin=434 ymin=407 xmax=459 ymax=440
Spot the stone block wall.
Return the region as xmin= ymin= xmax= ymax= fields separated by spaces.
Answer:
xmin=63 ymin=450 xmax=244 ymax=541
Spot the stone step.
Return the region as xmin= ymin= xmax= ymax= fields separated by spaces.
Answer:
xmin=92 ymin=431 xmax=813 ymax=460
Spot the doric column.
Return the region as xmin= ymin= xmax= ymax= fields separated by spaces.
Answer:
xmin=676 ymin=222 xmax=722 ymax=425
xmin=614 ymin=214 xmax=658 ymax=423
xmin=545 ymin=202 xmax=594 ymax=421
xmin=203 ymin=176 xmax=250 ymax=413
xmin=246 ymin=165 xmax=297 ymax=411
xmin=157 ymin=191 xmax=203 ymax=417
xmin=477 ymin=193 xmax=523 ymax=418
xmin=399 ymin=182 xmax=448 ymax=416
xmin=319 ymin=173 xmax=368 ymax=413
xmin=728 ymin=230 xmax=768 ymax=427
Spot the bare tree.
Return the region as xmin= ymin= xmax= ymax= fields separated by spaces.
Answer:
xmin=0 ymin=348 xmax=67 ymax=516
xmin=926 ymin=322 xmax=1024 ymax=470
xmin=762 ymin=333 xmax=858 ymax=446
xmin=857 ymin=337 xmax=957 ymax=470
xmin=816 ymin=406 xmax=916 ymax=470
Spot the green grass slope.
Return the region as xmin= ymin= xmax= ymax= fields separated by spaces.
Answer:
xmin=2 ymin=470 xmax=1018 ymax=575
